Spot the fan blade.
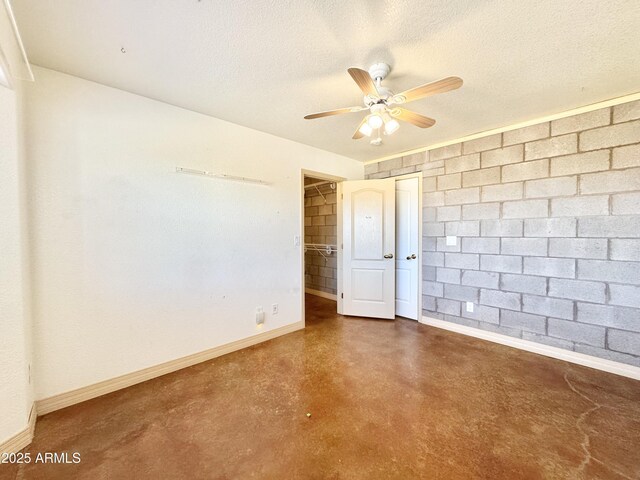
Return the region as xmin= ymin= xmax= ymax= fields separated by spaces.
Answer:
xmin=348 ymin=67 xmax=379 ymax=98
xmin=304 ymin=106 xmax=365 ymax=120
xmin=391 ymin=108 xmax=436 ymax=128
xmin=352 ymin=117 xmax=368 ymax=139
xmin=392 ymin=76 xmax=463 ymax=104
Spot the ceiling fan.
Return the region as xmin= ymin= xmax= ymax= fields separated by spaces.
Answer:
xmin=304 ymin=63 xmax=463 ymax=145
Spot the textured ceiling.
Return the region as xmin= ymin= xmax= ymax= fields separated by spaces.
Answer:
xmin=12 ymin=0 xmax=640 ymax=161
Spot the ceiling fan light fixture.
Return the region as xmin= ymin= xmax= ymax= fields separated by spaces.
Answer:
xmin=367 ymin=114 xmax=383 ymax=129
xmin=384 ymin=118 xmax=400 ymax=135
xmin=358 ymin=121 xmax=373 ymax=137
xmin=304 ymin=64 xmax=462 ymax=145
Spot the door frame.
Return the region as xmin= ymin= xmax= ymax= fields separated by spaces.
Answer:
xmin=338 ymin=171 xmax=423 ymax=319
xmin=300 ymin=169 xmax=346 ymax=327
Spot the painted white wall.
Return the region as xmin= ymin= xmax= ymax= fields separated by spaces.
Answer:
xmin=0 ymin=82 xmax=33 ymax=443
xmin=24 ymin=66 xmax=363 ymax=400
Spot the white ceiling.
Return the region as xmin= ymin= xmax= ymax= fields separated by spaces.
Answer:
xmin=12 ymin=0 xmax=640 ymax=161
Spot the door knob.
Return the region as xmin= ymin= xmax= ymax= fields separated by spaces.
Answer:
xmin=384 ymin=253 xmax=394 ymax=259
xmin=406 ymin=254 xmax=416 ymax=260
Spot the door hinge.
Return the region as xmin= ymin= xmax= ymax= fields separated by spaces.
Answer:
xmin=341 ymin=293 xmax=344 ymax=299
xmin=341 ymin=193 xmax=343 ymax=199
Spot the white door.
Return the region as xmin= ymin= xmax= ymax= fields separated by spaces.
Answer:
xmin=395 ymin=177 xmax=420 ymax=320
xmin=341 ymin=179 xmax=396 ymax=319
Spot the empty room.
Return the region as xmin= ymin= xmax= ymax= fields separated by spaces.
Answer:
xmin=1 ymin=1 xmax=640 ymax=478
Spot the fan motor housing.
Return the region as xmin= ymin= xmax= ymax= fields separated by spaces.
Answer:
xmin=364 ymin=86 xmax=393 ymax=106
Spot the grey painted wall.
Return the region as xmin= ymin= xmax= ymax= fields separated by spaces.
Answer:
xmin=366 ymin=100 xmax=640 ymax=367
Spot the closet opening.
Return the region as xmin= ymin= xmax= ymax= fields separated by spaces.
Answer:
xmin=301 ymin=171 xmax=343 ymax=324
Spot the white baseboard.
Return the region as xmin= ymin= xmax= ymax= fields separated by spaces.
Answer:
xmin=36 ymin=321 xmax=304 ymax=416
xmin=305 ymin=288 xmax=337 ymax=301
xmin=0 ymin=403 xmax=36 ymax=454
xmin=421 ymin=316 xmax=640 ymax=381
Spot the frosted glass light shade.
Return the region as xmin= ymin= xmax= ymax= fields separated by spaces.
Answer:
xmin=367 ymin=114 xmax=383 ymax=129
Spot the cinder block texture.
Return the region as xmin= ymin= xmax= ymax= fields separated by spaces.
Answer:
xmin=578 ymin=216 xmax=640 ymax=238
xmin=503 ymin=123 xmax=549 ymax=146
xmin=551 ymin=196 xmax=609 ymax=217
xmin=610 ymin=239 xmax=640 ymax=262
xmin=548 ymin=319 xmax=605 ymax=347
xmin=525 ymin=134 xmax=577 ymax=161
xmin=580 ymin=120 xmax=640 ymax=150
xmin=502 ymin=199 xmax=548 ymax=219
xmin=429 ymin=144 xmax=461 ymax=162
xmin=551 ymin=108 xmax=610 ymax=135
xmin=482 ymin=219 xmax=523 ymax=237
xmin=500 ymin=310 xmax=546 ymax=334
xmin=445 ymin=154 xmax=480 ymax=174
xmin=612 ymin=193 xmax=640 ymax=215
xmin=480 ymin=255 xmax=522 ymax=273
xmin=548 ymin=278 xmax=606 ymax=303
xmin=463 ymin=167 xmax=500 ymax=187
xmin=462 ymin=203 xmax=500 ymax=220
xmin=437 ymin=173 xmax=461 ymax=191
xmin=612 ymin=144 xmax=640 ymax=169
xmin=480 ymin=289 xmax=521 ymax=310
xmin=462 ymin=237 xmax=500 ymax=254
xmin=613 ymin=100 xmax=640 ymax=123
xmin=548 ymin=238 xmax=607 ymax=259
xmin=524 ymin=218 xmax=576 ymax=237
xmin=522 ymin=295 xmax=574 ymax=320
xmin=445 ymin=221 xmax=480 ymax=236
xmin=608 ymin=330 xmax=640 ymax=356
xmin=436 ymin=268 xmax=461 ymax=285
xmin=367 ymin=99 xmax=640 ymax=366
xmin=580 ymin=168 xmax=640 ymax=195
xmin=501 ymin=238 xmax=547 ymax=257
xmin=461 ymin=270 xmax=500 ymax=289
xmin=525 ymin=176 xmax=576 ymax=198
xmin=462 ymin=304 xmax=499 ymax=324
xmin=463 ymin=134 xmax=502 ymax=154
xmin=500 ymin=273 xmax=547 ymax=295
xmin=502 ymin=159 xmax=549 ymax=182
xmin=578 ymin=260 xmax=640 ymax=285
xmin=444 ymin=284 xmax=479 ymax=303
xmin=576 ymin=303 xmax=640 ymax=332
xmin=445 ymin=187 xmax=480 ymax=205
xmin=481 ymin=145 xmax=523 ymax=168
xmin=550 ymin=151 xmax=609 ymax=176
xmin=524 ymin=257 xmax=575 ymax=279
xmin=482 ymin=182 xmax=523 ymax=202
xmin=609 ymin=284 xmax=640 ymax=309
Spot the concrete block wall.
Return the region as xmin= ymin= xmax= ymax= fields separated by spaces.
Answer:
xmin=304 ymin=185 xmax=337 ymax=295
xmin=365 ymin=99 xmax=640 ymax=367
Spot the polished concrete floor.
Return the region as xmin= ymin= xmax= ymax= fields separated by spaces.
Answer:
xmin=4 ymin=295 xmax=640 ymax=479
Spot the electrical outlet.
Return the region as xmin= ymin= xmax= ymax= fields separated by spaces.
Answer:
xmin=272 ymin=303 xmax=279 ymax=315
xmin=294 ymin=235 xmax=300 ymax=247
xmin=466 ymin=302 xmax=474 ymax=313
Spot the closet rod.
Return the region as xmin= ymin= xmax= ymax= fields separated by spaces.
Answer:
xmin=303 ymin=180 xmax=336 ymax=190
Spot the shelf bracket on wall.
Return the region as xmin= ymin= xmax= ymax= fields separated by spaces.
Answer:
xmin=176 ymin=167 xmax=270 ymax=186
xmin=314 ymin=185 xmax=327 ymax=203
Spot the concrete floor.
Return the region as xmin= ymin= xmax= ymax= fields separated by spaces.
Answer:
xmin=3 ymin=294 xmax=640 ymax=479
